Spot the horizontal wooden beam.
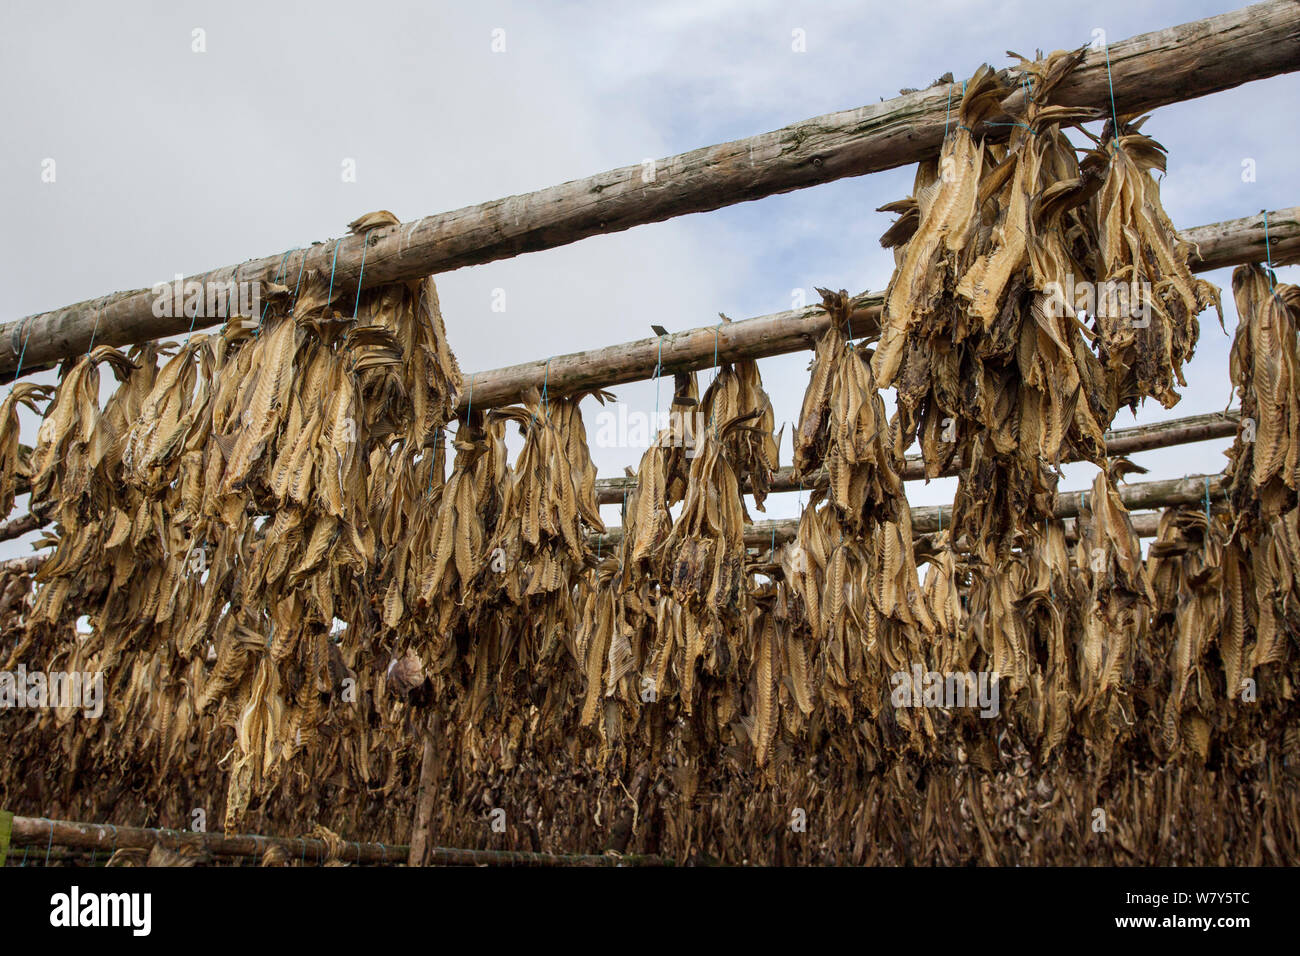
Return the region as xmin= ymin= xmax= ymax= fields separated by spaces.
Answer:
xmin=593 ymin=410 xmax=1240 ymax=504
xmin=456 ymin=209 xmax=1293 ymax=413
xmin=1182 ymin=206 xmax=1300 ymax=272
xmin=3 ymin=0 xmax=1298 ymax=379
xmin=590 ymin=472 xmax=1226 ymax=551
xmin=0 ymin=512 xmax=43 ymax=543
xmin=0 ymin=555 xmax=41 ymax=575
xmin=5 ymin=815 xmax=668 ymax=867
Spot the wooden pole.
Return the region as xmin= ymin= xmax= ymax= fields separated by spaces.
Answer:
xmin=407 ymin=715 xmax=440 ymax=867
xmin=6 ymin=815 xmax=670 ymax=867
xmin=1183 ymin=206 xmax=1300 ymax=272
xmin=3 ymin=0 xmax=1298 ymax=378
xmin=589 ymin=472 xmax=1227 ymax=550
xmin=593 ymin=410 xmax=1240 ymax=504
xmin=0 ymin=513 xmax=43 ymax=543
xmin=0 ymin=555 xmax=41 ymax=575
xmin=450 ymin=210 xmax=1292 ymax=413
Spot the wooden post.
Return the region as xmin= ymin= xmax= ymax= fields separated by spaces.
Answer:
xmin=408 ymin=715 xmax=440 ymax=867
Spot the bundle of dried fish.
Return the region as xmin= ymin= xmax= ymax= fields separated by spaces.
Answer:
xmin=873 ymin=64 xmax=1007 ymax=387
xmin=0 ymin=382 xmax=51 ymax=514
xmin=1222 ymin=266 xmax=1300 ymax=701
xmin=700 ymin=353 xmax=779 ymax=510
xmin=1145 ymin=506 xmax=1226 ymax=761
xmin=659 ymin=413 xmax=751 ymax=634
xmin=482 ymin=388 xmax=606 ymax=606
xmin=1087 ymin=115 xmax=1222 ymax=410
xmin=793 ymin=293 xmax=905 ymax=532
xmin=1072 ymin=463 xmax=1153 ymax=771
xmin=1226 ymin=266 xmax=1299 ymax=517
xmin=874 ymin=57 xmax=1110 ymax=556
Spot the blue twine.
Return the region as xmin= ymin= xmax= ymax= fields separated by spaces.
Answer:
xmin=7 ymin=316 xmax=36 ymax=396
xmin=353 ymin=232 xmax=372 ymax=318
xmin=256 ymin=248 xmax=296 ymax=335
xmin=326 ymin=239 xmax=342 ymax=306
xmin=654 ymin=333 xmax=664 ymax=427
xmin=710 ymin=324 xmax=722 ymax=436
xmin=1101 ymin=40 xmax=1120 ymax=151
xmin=1204 ymin=476 xmax=1212 ymax=522
xmin=528 ymin=360 xmax=552 ymax=431
xmin=291 ymin=247 xmax=308 ymax=309
xmin=1263 ymin=210 xmax=1276 ymax=292
xmin=86 ymin=307 xmax=105 ymax=358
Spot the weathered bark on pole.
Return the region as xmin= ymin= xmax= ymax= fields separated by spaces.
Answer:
xmin=1181 ymin=206 xmax=1300 ymax=272
xmin=0 ymin=512 xmax=44 ymax=543
xmin=2 ymin=0 xmax=1298 ymax=379
xmin=588 ymin=472 xmax=1227 ymax=551
xmin=0 ymin=555 xmax=42 ymax=575
xmin=407 ymin=716 xmax=440 ymax=867
xmin=7 ymin=815 xmax=670 ymax=867
xmin=593 ymin=410 xmax=1240 ymax=505
xmin=451 ymin=210 xmax=1292 ymax=413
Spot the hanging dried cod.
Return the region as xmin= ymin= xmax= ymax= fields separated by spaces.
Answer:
xmin=655 ymin=410 xmax=764 ymax=709
xmin=482 ymin=388 xmax=607 ymax=607
xmin=1087 ymin=115 xmax=1222 ymax=410
xmin=1145 ymin=506 xmax=1226 ymax=762
xmin=793 ymin=291 xmax=903 ymax=531
xmin=872 ymin=55 xmax=1107 ymax=557
xmin=700 ymin=347 xmax=779 ymax=511
xmin=0 ymin=382 xmax=51 ymax=514
xmin=1222 ymin=265 xmax=1300 ymax=695
xmin=1072 ymin=463 xmax=1154 ymax=771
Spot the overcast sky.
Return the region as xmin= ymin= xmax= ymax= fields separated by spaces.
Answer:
xmin=1 ymin=0 xmax=1296 ymax=560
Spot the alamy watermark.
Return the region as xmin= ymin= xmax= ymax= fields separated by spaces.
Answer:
xmin=1043 ymin=274 xmax=1152 ymax=327
xmin=0 ymin=665 xmax=104 ymax=718
xmin=593 ymin=406 xmax=708 ymax=456
xmin=890 ymin=666 xmax=1000 ymax=718
xmin=151 ymin=275 xmax=262 ymax=327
